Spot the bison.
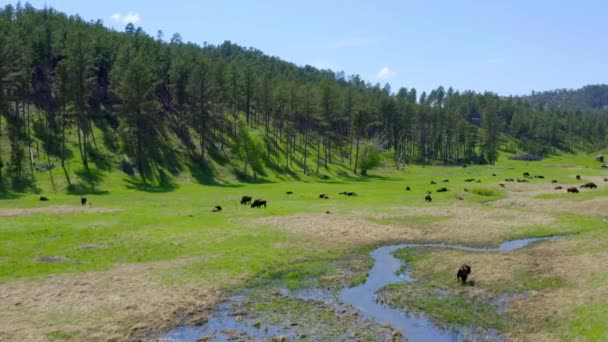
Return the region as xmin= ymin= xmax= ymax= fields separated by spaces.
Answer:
xmin=251 ymin=199 xmax=267 ymax=208
xmin=576 ymin=175 xmax=581 ymax=180
xmin=286 ymin=191 xmax=294 ymax=195
xmin=492 ymin=173 xmax=497 ymax=176
xmin=555 ymin=186 xmax=563 ymax=190
xmin=580 ymin=182 xmax=597 ymax=189
xmin=405 ymin=186 xmax=411 ymax=191
xmin=465 ymin=178 xmax=475 ymax=182
xmin=523 ymin=172 xmax=530 ymax=177
xmin=430 ymin=180 xmax=437 ymax=185
xmin=425 ymin=194 xmax=432 ymax=202
xmin=39 ymin=196 xmax=49 ymax=201
xmin=534 ymin=175 xmax=545 ymax=179
xmin=457 ymin=264 xmax=471 ymax=284
xmin=347 ymin=192 xmax=358 ymax=197
xmin=551 ymin=180 xmax=558 ymax=183
xmin=604 ymin=178 xmax=608 ymax=182
xmin=240 ymin=196 xmax=252 ymax=205
xmin=442 ymin=179 xmax=449 ymax=183
xmin=517 ymin=179 xmax=529 ymax=183
xmin=436 ymin=188 xmax=449 ymax=192
xmin=81 ymin=196 xmax=87 ymax=206
xmin=499 ymin=183 xmax=505 ymax=188
xmin=338 ymin=192 xmax=347 ymax=195
xmin=505 ymin=178 xmax=514 ymax=182
xmin=567 ymin=187 xmax=579 ymax=193
xmin=319 ymin=193 xmax=329 ymax=199
xmin=211 ymin=205 xmax=222 ymax=212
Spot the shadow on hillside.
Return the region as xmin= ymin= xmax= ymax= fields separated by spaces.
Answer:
xmin=234 ymin=170 xmax=275 ymax=184
xmin=0 ymin=190 xmax=22 ymax=200
xmin=67 ymin=184 xmax=110 ymax=196
xmin=124 ymin=175 xmax=179 ymax=193
xmin=187 ymin=161 xmax=243 ymax=188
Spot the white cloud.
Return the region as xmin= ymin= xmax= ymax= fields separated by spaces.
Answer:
xmin=377 ymin=67 xmax=396 ymax=79
xmin=318 ymin=38 xmax=370 ymax=49
xmin=110 ymin=11 xmax=141 ymax=24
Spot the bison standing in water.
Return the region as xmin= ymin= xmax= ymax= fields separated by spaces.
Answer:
xmin=457 ymin=264 xmax=471 ymax=284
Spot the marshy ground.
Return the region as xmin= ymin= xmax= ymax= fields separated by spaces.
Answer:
xmin=1 ymin=153 xmax=607 ymax=341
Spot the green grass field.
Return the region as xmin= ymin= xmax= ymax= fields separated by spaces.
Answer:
xmin=1 ymin=151 xmax=607 ymax=341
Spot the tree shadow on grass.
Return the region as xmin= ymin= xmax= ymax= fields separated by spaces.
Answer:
xmin=186 ymin=161 xmax=244 ymax=188
xmin=124 ymin=169 xmax=179 ymax=193
xmin=69 ymin=168 xmax=109 ymax=195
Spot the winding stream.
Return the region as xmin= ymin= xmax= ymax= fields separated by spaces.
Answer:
xmin=163 ymin=236 xmax=561 ymax=341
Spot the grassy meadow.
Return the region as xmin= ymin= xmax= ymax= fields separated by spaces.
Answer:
xmin=1 ymin=150 xmax=607 ymax=341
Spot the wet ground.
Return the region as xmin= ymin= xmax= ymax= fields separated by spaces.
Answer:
xmin=162 ymin=236 xmax=562 ymax=341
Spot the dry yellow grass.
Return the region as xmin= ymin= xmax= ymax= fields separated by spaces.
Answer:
xmin=0 ymin=206 xmax=118 ymax=217
xmin=0 ymin=260 xmax=222 ymax=341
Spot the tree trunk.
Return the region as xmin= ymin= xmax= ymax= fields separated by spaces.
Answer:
xmin=353 ymin=134 xmax=360 ymax=174
xmin=60 ymin=112 xmax=72 ymax=186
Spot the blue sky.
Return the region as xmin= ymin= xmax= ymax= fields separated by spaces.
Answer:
xmin=7 ymin=0 xmax=608 ymax=95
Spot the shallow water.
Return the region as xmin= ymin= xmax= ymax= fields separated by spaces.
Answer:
xmin=338 ymin=236 xmax=562 ymax=342
xmin=161 ymin=295 xmax=295 ymax=342
xmin=163 ymin=236 xmax=562 ymax=341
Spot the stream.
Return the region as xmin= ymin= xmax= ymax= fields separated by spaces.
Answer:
xmin=163 ymin=236 xmax=561 ymax=341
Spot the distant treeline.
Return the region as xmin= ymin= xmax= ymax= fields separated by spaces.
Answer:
xmin=524 ymin=84 xmax=608 ymax=113
xmin=0 ymin=4 xmax=606 ymax=189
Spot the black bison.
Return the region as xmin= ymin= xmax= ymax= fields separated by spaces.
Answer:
xmin=286 ymin=191 xmax=294 ymax=195
xmin=517 ymin=179 xmax=529 ymax=183
xmin=576 ymin=175 xmax=581 ymax=180
xmin=81 ymin=197 xmax=87 ymax=206
xmin=457 ymin=195 xmax=464 ymax=201
xmin=551 ymin=180 xmax=558 ymax=183
xmin=555 ymin=186 xmax=563 ymax=190
xmin=319 ymin=193 xmax=329 ymax=199
xmin=430 ymin=180 xmax=437 ymax=185
xmin=425 ymin=194 xmax=432 ymax=202
xmin=462 ymin=164 xmax=468 ymax=168
xmin=580 ymin=182 xmax=597 ymax=189
xmin=436 ymin=188 xmax=449 ymax=193
xmin=405 ymin=186 xmax=411 ymax=191
xmin=39 ymin=196 xmax=49 ymax=201
xmin=534 ymin=175 xmax=545 ymax=179
xmin=465 ymin=178 xmax=475 ymax=182
xmin=457 ymin=264 xmax=471 ymax=284
xmin=347 ymin=192 xmax=358 ymax=197
xmin=240 ymin=196 xmax=252 ymax=205
xmin=492 ymin=173 xmax=496 ymax=176
xmin=505 ymin=178 xmax=514 ymax=182
xmin=499 ymin=183 xmax=505 ymax=187
xmin=211 ymin=205 xmax=222 ymax=212
xmin=523 ymin=172 xmax=530 ymax=177
xmin=442 ymin=179 xmax=449 ymax=183
xmin=567 ymin=187 xmax=579 ymax=193
xmin=604 ymin=178 xmax=608 ymax=182
xmin=251 ymin=199 xmax=267 ymax=208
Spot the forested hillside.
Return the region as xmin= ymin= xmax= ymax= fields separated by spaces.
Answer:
xmin=0 ymin=4 xmax=607 ymax=191
xmin=524 ymin=84 xmax=608 ymax=113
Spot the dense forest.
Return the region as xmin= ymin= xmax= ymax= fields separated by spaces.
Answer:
xmin=0 ymin=3 xmax=607 ymax=191
xmin=523 ymin=84 xmax=608 ymax=113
